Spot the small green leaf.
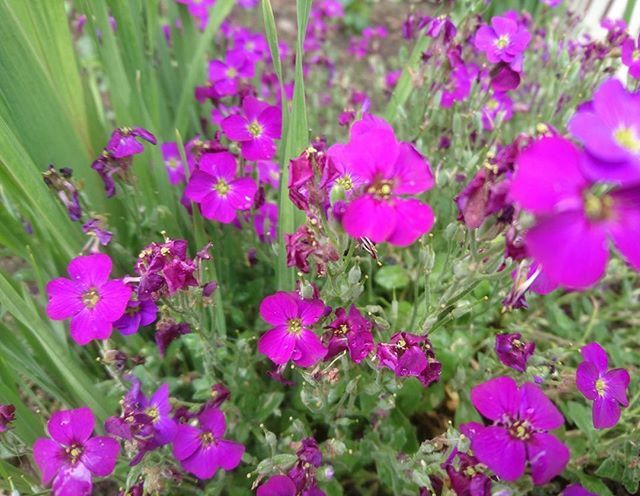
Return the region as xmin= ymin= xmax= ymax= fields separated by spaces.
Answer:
xmin=375 ymin=265 xmax=410 ymax=290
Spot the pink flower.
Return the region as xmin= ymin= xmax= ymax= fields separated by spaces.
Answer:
xmin=323 ymin=306 xmax=374 ymax=363
xmin=46 ymin=254 xmax=131 ymax=345
xmin=221 ymin=96 xmax=282 ymax=161
xmin=622 ymin=35 xmax=640 ymax=79
xmin=509 ymin=136 xmax=640 ymax=289
xmin=172 ymin=406 xmax=244 ymax=479
xmin=576 ymin=342 xmax=630 ymax=429
xmin=208 ymin=49 xmax=255 ymax=96
xmin=474 ymin=15 xmax=531 ymax=72
xmin=160 ymin=142 xmax=185 ymax=185
xmin=185 ymin=151 xmax=257 ymax=223
xmin=33 ymin=407 xmax=119 ymax=496
xmin=258 ymin=292 xmax=328 ymax=368
xmin=328 ymin=114 xmax=435 ymax=246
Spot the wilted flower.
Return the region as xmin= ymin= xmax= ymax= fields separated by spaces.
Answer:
xmin=172 ymin=406 xmax=244 ymax=479
xmin=444 ymin=451 xmax=491 ymax=496
xmin=495 ymin=332 xmax=535 ymax=372
xmin=377 ymin=332 xmax=441 ymax=387
xmin=509 ymin=135 xmax=640 ymax=289
xmin=221 ymin=96 xmax=282 ymax=161
xmin=33 ymin=407 xmax=119 ymax=496
xmin=576 ymin=342 xmax=630 ymax=429
xmin=43 ymin=166 xmax=82 ymax=221
xmin=258 ymin=291 xmax=328 ymax=368
xmin=82 ymin=218 xmax=113 ymax=248
xmin=155 ymin=320 xmax=192 ymax=357
xmin=470 ymin=376 xmax=570 ymax=485
xmin=0 ymin=404 xmax=15 ymax=433
xmin=46 ymin=253 xmax=131 ymax=345
xmin=106 ymin=127 xmax=156 ymax=159
xmin=285 ymin=224 xmax=340 ymax=276
xmin=324 ymin=306 xmax=374 ymax=363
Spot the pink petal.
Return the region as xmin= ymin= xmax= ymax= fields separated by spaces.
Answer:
xmin=69 ymin=309 xmax=113 ymax=345
xmin=200 ymin=151 xmax=237 ymax=179
xmin=93 ymin=280 xmax=131 ymax=322
xmin=342 ymin=195 xmax=397 ymax=243
xmin=243 ymin=95 xmax=269 ymax=120
xmin=67 ymin=253 xmax=112 ymax=287
xmin=48 ymin=407 xmax=94 ymax=445
xmin=604 ymin=368 xmax=630 ymax=406
xmin=298 ymin=298 xmax=326 ymax=325
xmin=46 ymin=278 xmax=83 ymax=320
xmin=580 ymin=342 xmax=608 ymax=371
xmin=221 ymin=114 xmax=251 ymax=141
xmin=292 ymin=329 xmax=327 ymax=367
xmin=593 ymin=396 xmax=621 ymax=429
xmin=185 ymin=171 xmax=215 ymax=202
xmin=474 ymin=25 xmax=497 ymax=51
xmin=348 ymin=130 xmax=399 ymax=180
xmin=470 ymin=376 xmax=519 ymax=421
xmin=569 ymin=112 xmax=628 ymax=163
xmin=528 ymin=432 xmax=570 ymax=485
xmin=241 ymin=136 xmax=276 ymax=161
xmin=258 ymin=106 xmax=282 ymax=139
xmin=200 ymin=192 xmax=237 ymax=223
xmin=386 ymin=198 xmax=435 ymax=246
xmin=216 ymin=440 xmax=245 ymax=470
xmin=181 ymin=446 xmax=220 ymax=479
xmin=81 ymin=436 xmax=119 ymax=476
xmin=392 ymin=143 xmax=434 ymax=194
xmin=575 ymin=362 xmax=599 ymax=400
xmin=518 ymin=382 xmax=564 ymax=430
xmin=33 ymin=438 xmax=65 ymax=484
xmin=525 ymin=210 xmax=609 ymax=290
xmin=227 ymin=177 xmax=257 ymax=210
xmin=258 ymin=327 xmax=296 ymax=365
xmin=259 ymin=292 xmax=299 ymax=325
xmin=608 ymin=192 xmax=640 ymax=270
xmin=208 ymin=59 xmax=228 ymax=81
xmin=471 ymin=426 xmax=526 ymax=481
xmin=257 ymin=475 xmax=297 ymax=496
xmin=172 ymin=424 xmax=202 ymax=461
xmin=198 ymin=407 xmax=226 ymax=438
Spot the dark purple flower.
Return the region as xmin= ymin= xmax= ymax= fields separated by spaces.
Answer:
xmin=495 ymin=333 xmax=535 ymax=372
xmin=424 ymin=16 xmax=457 ymax=43
xmin=0 ymin=404 xmax=15 ymax=433
xmin=155 ymin=320 xmax=191 ymax=357
xmin=576 ymin=342 xmax=630 ymax=429
xmin=43 ymin=166 xmax=82 ymax=221
xmin=377 ymin=332 xmax=441 ymax=387
xmin=257 ymin=475 xmax=297 ymax=496
xmin=444 ymin=452 xmax=491 ymax=496
xmin=106 ymin=127 xmax=156 ymax=159
xmin=209 ymin=383 xmax=230 ymax=408
xmin=172 ymin=406 xmax=244 ymax=479
xmin=114 ymin=294 xmax=157 ymax=336
xmin=324 ymin=306 xmax=374 ymax=363
xmin=285 ymin=224 xmax=340 ymax=276
xmin=33 ymin=407 xmax=119 ymax=496
xmin=221 ymin=96 xmax=282 ymax=161
xmin=82 ymin=218 xmax=112 ymax=247
xmin=563 ymin=484 xmax=598 ymax=496
xmin=470 ymin=377 xmax=570 ymax=485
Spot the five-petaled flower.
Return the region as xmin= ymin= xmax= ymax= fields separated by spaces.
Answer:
xmin=474 ymin=15 xmax=531 ymax=72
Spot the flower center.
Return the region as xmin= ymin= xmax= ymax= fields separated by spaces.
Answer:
xmin=214 ymin=178 xmax=230 ymax=196
xmin=508 ymin=419 xmax=532 ymax=441
xmin=486 ymin=98 xmax=499 ymax=110
xmin=126 ymin=305 xmax=141 ymax=316
xmin=337 ymin=323 xmax=349 ymax=335
xmin=247 ymin=120 xmax=264 ymax=138
xmin=167 ymin=158 xmax=179 ymax=169
xmin=200 ymin=431 xmax=215 ymax=446
xmin=336 ymin=174 xmax=354 ymax=191
xmin=396 ymin=338 xmax=407 ymax=350
xmin=367 ymin=179 xmax=394 ymax=200
xmin=82 ymin=288 xmax=101 ymax=309
xmin=495 ymin=35 xmax=510 ymax=49
xmin=66 ymin=443 xmax=84 ymax=464
xmin=145 ymin=406 xmax=159 ymax=422
xmin=583 ymin=192 xmax=614 ymax=221
xmin=226 ymin=67 xmax=238 ymax=79
xmin=633 ymin=49 xmax=640 ymax=62
xmin=287 ymin=318 xmax=303 ymax=335
xmin=613 ymin=126 xmax=640 ymax=154
xmin=595 ymin=378 xmax=607 ymax=397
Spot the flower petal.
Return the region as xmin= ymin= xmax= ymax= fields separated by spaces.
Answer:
xmin=69 ymin=309 xmax=113 ymax=345
xmin=216 ymin=440 xmax=245 ymax=470
xmin=342 ymin=195 xmax=397 ymax=243
xmin=198 ymin=407 xmax=226 ymax=438
xmin=227 ymin=177 xmax=257 ymax=210
xmin=386 ymin=198 xmax=435 ymax=247
xmin=259 ymin=292 xmax=299 ymax=325
xmin=46 ymin=278 xmax=83 ymax=320
xmin=471 ymin=425 xmax=526 ymax=481
xmin=33 ymin=438 xmax=65 ymax=484
xmin=580 ymin=342 xmax=609 ymax=371
xmin=518 ymin=382 xmax=564 ymax=430
xmin=200 ymin=151 xmax=237 ymax=179
xmin=257 ymin=475 xmax=297 ymax=496
xmin=258 ymin=326 xmax=296 ymax=365
xmin=67 ymin=253 xmax=112 ymax=287
xmin=185 ymin=171 xmax=215 ymax=202
xmin=200 ymin=191 xmax=237 ymax=223
xmin=48 ymin=407 xmax=94 ymax=445
xmin=604 ymin=368 xmax=631 ymax=406
xmin=575 ymin=362 xmax=599 ymax=400
xmin=180 ymin=445 xmax=219 ymax=479
xmin=470 ymin=376 xmax=519 ymax=421
xmin=221 ymin=114 xmax=251 ymax=141
xmin=241 ymin=136 xmax=276 ymax=161
xmin=291 ymin=329 xmax=327 ymax=368
xmin=93 ymin=280 xmax=131 ymax=322
xmin=527 ymin=432 xmax=570 ymax=485
xmin=393 ymin=143 xmax=434 ymax=194
xmin=81 ymin=436 xmax=119 ymax=477
xmin=592 ymin=396 xmax=621 ymax=429
xmin=172 ymin=424 xmax=202 ymax=461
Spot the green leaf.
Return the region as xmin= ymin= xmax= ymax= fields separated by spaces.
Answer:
xmin=375 ymin=265 xmax=410 ymax=290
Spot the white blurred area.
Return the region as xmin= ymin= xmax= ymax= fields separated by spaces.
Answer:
xmin=578 ymin=0 xmax=639 ymax=34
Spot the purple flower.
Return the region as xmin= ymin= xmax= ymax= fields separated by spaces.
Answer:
xmin=258 ymin=291 xmax=328 ymax=368
xmin=106 ymin=127 xmax=156 ymax=159
xmin=113 ymin=294 xmax=157 ymax=336
xmin=257 ymin=475 xmax=297 ymax=496
xmin=172 ymin=406 xmax=244 ymax=479
xmin=329 ymin=114 xmax=435 ymax=246
xmin=324 ymin=306 xmax=374 ymax=363
xmin=161 ymin=142 xmax=185 ymax=185
xmin=287 ymin=437 xmax=325 ymax=494
xmin=377 ymin=332 xmax=441 ymax=387
xmin=622 ymin=36 xmax=640 ymax=79
xmin=46 ymin=254 xmax=131 ymax=345
xmin=105 ymin=377 xmax=177 ymax=464
xmin=563 ymin=484 xmax=598 ymax=496
xmin=257 ymin=159 xmax=280 ymax=188
xmin=482 ymin=92 xmax=513 ymax=130
xmin=221 ymin=96 xmax=282 ymax=161
xmin=489 ymin=62 xmax=521 ymax=92
xmin=470 ymin=377 xmax=570 ymax=485
xmin=135 ymin=238 xmax=199 ymax=300
xmin=33 ymin=407 xmax=119 ymax=496
xmin=82 ymin=218 xmax=113 ymax=247
xmin=576 ymin=342 xmax=630 ymax=429
xmin=155 ymin=320 xmax=192 ymax=357
xmin=509 ymin=136 xmax=640 ymax=289
xmin=444 ymin=452 xmax=491 ymax=496
xmin=43 ymin=166 xmax=82 ymax=221
xmin=474 ymin=15 xmax=531 ymax=72
xmin=495 ymin=333 xmax=535 ymax=372
xmin=441 ymin=57 xmax=477 ymax=108
xmin=568 ymin=79 xmax=640 ymax=184
xmin=424 ymin=16 xmax=457 ymax=43
xmin=0 ymin=404 xmax=15 ymax=433
xmin=208 ymin=49 xmax=255 ymax=96
xmin=185 ymin=151 xmax=257 ymax=223
xmin=254 ymin=201 xmax=278 ymax=243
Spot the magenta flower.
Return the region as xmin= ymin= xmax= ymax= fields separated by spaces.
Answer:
xmin=377 ymin=332 xmax=441 ymax=387
xmin=254 ymin=201 xmax=278 ymax=243
xmin=185 ymin=151 xmax=257 ymax=223
xmin=33 ymin=407 xmax=119 ymax=496
xmin=563 ymin=484 xmax=598 ymax=496
xmin=329 ymin=114 xmax=435 ymax=246
xmin=0 ymin=404 xmax=15 ymax=433
xmin=161 ymin=142 xmax=185 ymax=185
xmin=258 ymin=291 xmax=328 ymax=368
xmin=208 ymin=49 xmax=255 ymax=96
xmin=257 ymin=475 xmax=297 ymax=496
xmin=221 ymin=96 xmax=282 ymax=161
xmin=172 ymin=406 xmax=244 ymax=479
xmin=470 ymin=377 xmax=569 ymax=485
xmin=324 ymin=306 xmax=374 ymax=363
xmin=46 ymin=254 xmax=131 ymax=345
xmin=113 ymin=294 xmax=157 ymax=336
xmin=482 ymin=92 xmax=513 ymax=131
xmin=105 ymin=127 xmax=156 ymax=159
xmin=568 ymin=79 xmax=640 ymax=184
xmin=509 ymin=136 xmax=640 ymax=289
xmin=474 ymin=15 xmax=531 ymax=72
xmin=622 ymin=36 xmax=640 ymax=79
xmin=576 ymin=342 xmax=630 ymax=429
xmin=495 ymin=332 xmax=535 ymax=372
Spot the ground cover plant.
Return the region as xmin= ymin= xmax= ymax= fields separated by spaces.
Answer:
xmin=0 ymin=0 xmax=639 ymax=494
